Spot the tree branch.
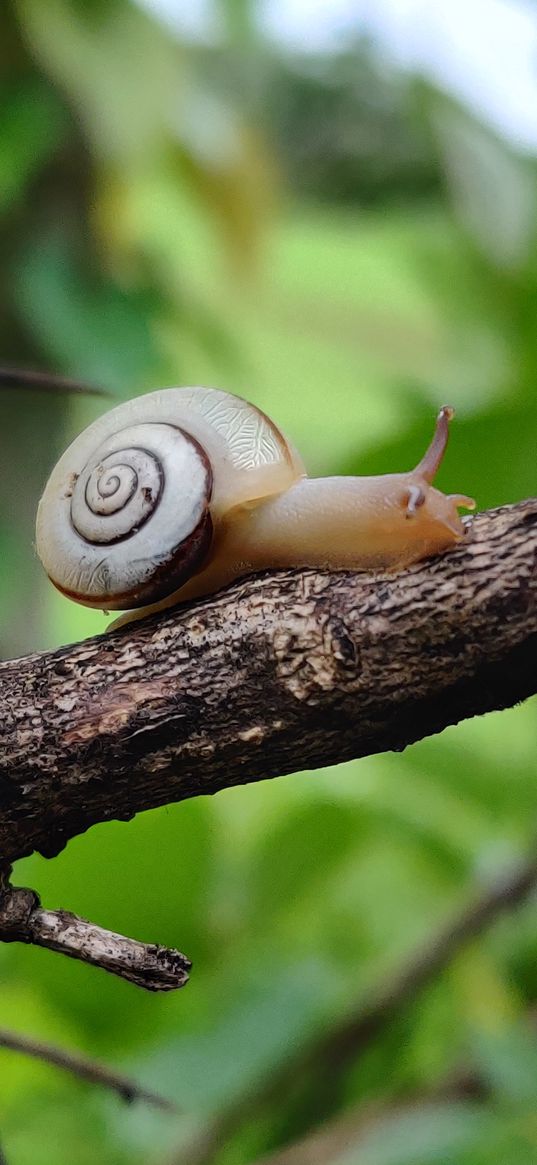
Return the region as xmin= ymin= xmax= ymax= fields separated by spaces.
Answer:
xmin=0 ymin=1027 xmax=176 ymax=1111
xmin=0 ymin=884 xmax=190 ymax=991
xmin=0 ymin=500 xmax=535 ymax=865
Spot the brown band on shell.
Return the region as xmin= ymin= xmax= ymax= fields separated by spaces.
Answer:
xmin=53 ymin=508 xmax=214 ymax=611
xmin=56 ymin=426 xmax=215 ymax=609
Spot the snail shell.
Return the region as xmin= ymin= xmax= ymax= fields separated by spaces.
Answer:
xmin=36 ymin=386 xmax=304 ymax=609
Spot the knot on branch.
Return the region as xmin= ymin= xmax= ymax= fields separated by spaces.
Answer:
xmin=0 ymin=885 xmax=39 ymax=940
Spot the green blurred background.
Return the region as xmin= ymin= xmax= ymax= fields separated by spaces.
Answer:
xmin=1 ymin=1 xmax=537 ymax=1162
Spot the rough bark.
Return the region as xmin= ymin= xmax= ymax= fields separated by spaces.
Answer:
xmin=0 ymin=885 xmax=190 ymax=990
xmin=0 ymin=500 xmax=535 ymax=865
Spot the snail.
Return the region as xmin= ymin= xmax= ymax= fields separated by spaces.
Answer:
xmin=36 ymin=386 xmax=475 ymax=618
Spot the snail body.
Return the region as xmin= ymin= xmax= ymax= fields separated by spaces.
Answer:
xmin=36 ymin=386 xmax=475 ymax=617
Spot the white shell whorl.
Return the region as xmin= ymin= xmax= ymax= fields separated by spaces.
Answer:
xmin=36 ymin=386 xmax=303 ymax=611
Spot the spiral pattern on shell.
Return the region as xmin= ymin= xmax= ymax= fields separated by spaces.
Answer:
xmin=37 ymin=421 xmax=213 ymax=609
xmin=72 ymin=445 xmax=164 ymax=543
xmin=36 ymin=385 xmax=304 ymax=611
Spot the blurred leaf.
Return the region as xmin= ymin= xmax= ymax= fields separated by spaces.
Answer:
xmin=12 ymin=231 xmax=164 ymax=391
xmin=433 ymin=100 xmax=537 ymax=269
xmin=246 ymin=800 xmax=369 ymax=926
xmin=18 ymin=0 xmax=182 ymax=166
xmin=472 ymin=1022 xmax=537 ymax=1106
xmin=335 ymin=1101 xmax=488 ymax=1165
xmin=132 ymin=959 xmax=331 ymax=1115
xmin=0 ymin=81 xmax=67 ymax=214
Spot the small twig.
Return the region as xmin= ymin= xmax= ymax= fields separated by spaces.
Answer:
xmin=183 ymin=851 xmax=537 ymax=1165
xmin=0 ymin=885 xmax=190 ymax=992
xmin=0 ymin=1027 xmax=176 ymax=1112
xmin=0 ymin=366 xmax=107 ymax=396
